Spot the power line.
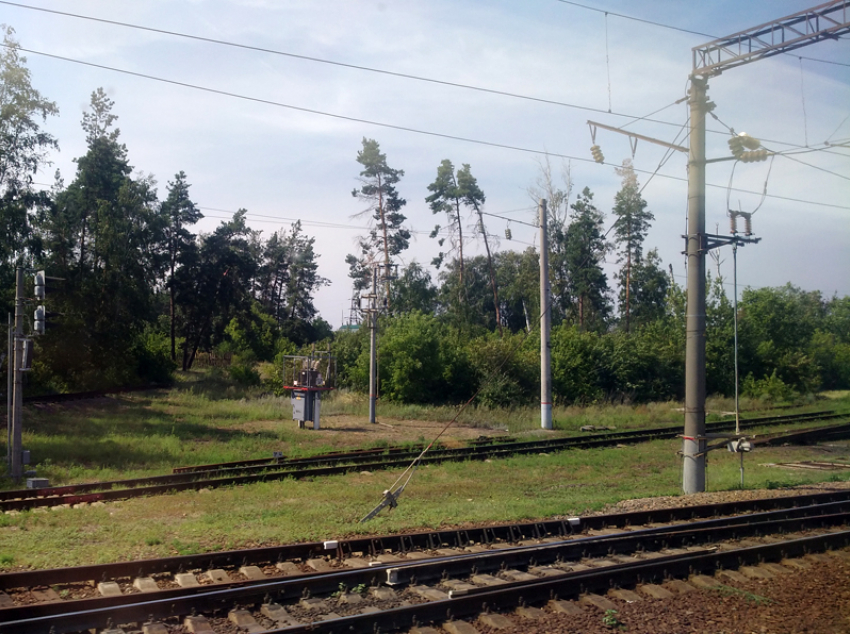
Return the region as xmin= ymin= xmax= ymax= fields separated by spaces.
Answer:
xmin=0 ymin=0 xmax=709 ymax=128
xmin=14 ymin=45 xmax=850 ymax=212
xmin=554 ymin=0 xmax=850 ymax=68
xmin=5 ymin=0 xmax=846 ymax=147
xmin=772 ymin=147 xmax=850 ymax=182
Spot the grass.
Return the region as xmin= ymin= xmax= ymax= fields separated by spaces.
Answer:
xmin=0 ymin=373 xmax=848 ymax=570
xmin=711 ymin=584 xmax=774 ymax=605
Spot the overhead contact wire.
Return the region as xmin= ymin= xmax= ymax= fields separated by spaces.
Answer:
xmin=9 ymin=46 xmax=849 ymax=211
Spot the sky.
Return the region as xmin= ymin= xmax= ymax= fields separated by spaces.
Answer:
xmin=3 ymin=0 xmax=849 ymax=327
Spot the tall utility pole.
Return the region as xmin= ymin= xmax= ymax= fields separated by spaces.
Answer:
xmin=683 ymin=0 xmax=850 ymax=493
xmin=367 ymin=266 xmax=378 ymax=424
xmin=539 ymin=199 xmax=552 ymax=430
xmin=10 ymin=267 xmax=25 ymax=481
xmin=683 ymin=77 xmax=708 ymax=493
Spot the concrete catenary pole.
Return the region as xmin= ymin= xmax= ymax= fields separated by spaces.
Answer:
xmin=683 ymin=77 xmax=708 ymax=493
xmin=10 ymin=266 xmax=24 ymax=481
xmin=368 ymin=265 xmax=378 ymax=424
xmin=539 ymin=199 xmax=552 ymax=430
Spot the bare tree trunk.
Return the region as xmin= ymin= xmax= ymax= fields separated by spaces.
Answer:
xmin=625 ymin=225 xmax=631 ymax=333
xmin=170 ymin=233 xmax=177 ymax=361
xmin=579 ymin=294 xmax=585 ymax=331
xmin=376 ymin=173 xmax=392 ymax=309
xmin=473 ymin=204 xmax=502 ymax=335
xmin=454 ymin=198 xmax=466 ymax=303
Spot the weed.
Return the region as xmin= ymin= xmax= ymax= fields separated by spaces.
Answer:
xmin=351 ymin=583 xmax=367 ymax=594
xmin=0 ymin=554 xmax=14 ymax=566
xmin=170 ymin=539 xmax=203 ymax=556
xmin=145 ymin=536 xmax=163 ymax=546
xmin=602 ymin=609 xmax=626 ymax=629
xmin=711 ymin=584 xmax=773 ymax=605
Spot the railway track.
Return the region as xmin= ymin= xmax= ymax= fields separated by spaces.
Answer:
xmin=2 ymin=410 xmax=847 ymax=513
xmin=1 ymin=490 xmax=849 ymax=633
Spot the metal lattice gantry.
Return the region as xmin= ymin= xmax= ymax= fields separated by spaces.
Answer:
xmin=693 ymin=0 xmax=850 ymax=76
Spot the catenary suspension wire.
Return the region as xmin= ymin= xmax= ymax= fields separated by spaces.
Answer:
xmin=0 ymin=0 xmax=706 ymax=128
xmin=553 ymin=0 xmax=850 ymax=68
xmin=2 ymin=1 xmax=845 ymax=149
xmin=14 ymin=45 xmax=850 ymax=212
xmin=639 ymin=118 xmax=690 ymax=196
xmin=711 ymin=110 xmax=850 ymax=182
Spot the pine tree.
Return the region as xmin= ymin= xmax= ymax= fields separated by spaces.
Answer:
xmin=612 ymin=160 xmax=654 ymax=333
xmin=161 ymin=171 xmax=202 ymax=360
xmin=565 ymin=187 xmax=611 ymax=331
xmin=349 ymin=138 xmax=409 ymax=306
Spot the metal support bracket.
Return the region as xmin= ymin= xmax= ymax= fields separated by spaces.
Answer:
xmin=681 ymin=232 xmax=761 ymax=255
xmin=360 ymin=485 xmax=405 ymax=523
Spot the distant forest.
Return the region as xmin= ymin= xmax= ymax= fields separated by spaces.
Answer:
xmin=2 ymin=30 xmax=848 ymax=404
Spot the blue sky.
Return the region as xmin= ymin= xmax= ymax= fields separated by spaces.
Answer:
xmin=4 ymin=0 xmax=849 ymax=325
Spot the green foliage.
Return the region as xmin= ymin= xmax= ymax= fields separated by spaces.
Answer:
xmin=602 ymin=609 xmax=626 ymax=629
xmin=563 ymin=187 xmax=611 ymax=331
xmin=0 ymin=26 xmax=58 ymax=313
xmin=465 ymin=331 xmax=536 ymax=407
xmin=390 ymin=261 xmax=438 ymax=314
xmin=376 ymin=312 xmax=471 ymax=404
xmin=550 ymin=326 xmax=605 ymax=404
xmin=347 ymin=137 xmax=410 ymax=296
xmin=170 ymin=539 xmax=205 ymax=556
xmin=229 ymin=363 xmax=261 ymax=387
xmin=612 ymin=160 xmax=654 ymax=332
xmin=711 ymin=584 xmax=773 ymax=605
xmin=742 ymin=370 xmax=797 ymax=403
xmin=334 ymin=328 xmax=368 ymax=391
xmin=132 ymin=327 xmax=177 ymax=385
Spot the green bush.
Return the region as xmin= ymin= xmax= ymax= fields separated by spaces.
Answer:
xmin=465 ymin=331 xmax=536 ymax=408
xmin=229 ymin=363 xmax=261 ymax=386
xmin=550 ymin=326 xmax=604 ymax=404
xmin=742 ymin=370 xmax=797 ymax=403
xmin=132 ymin=328 xmax=176 ymax=384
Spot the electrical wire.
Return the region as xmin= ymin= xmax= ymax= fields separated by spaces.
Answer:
xmin=711 ymin=110 xmax=850 ymax=182
xmin=0 ymin=0 xmax=711 ymax=129
xmin=17 ymin=45 xmax=850 ymax=212
xmin=768 ymin=148 xmax=850 ymax=182
xmin=4 ymin=0 xmax=845 ymax=149
xmin=639 ymin=118 xmax=690 ymax=196
xmin=553 ymin=0 xmax=850 ymax=68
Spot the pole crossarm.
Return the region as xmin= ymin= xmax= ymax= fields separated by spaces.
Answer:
xmin=681 ymin=233 xmax=762 ymax=254
xmin=692 ymin=0 xmax=850 ymax=76
xmin=587 ymin=120 xmax=689 ymax=154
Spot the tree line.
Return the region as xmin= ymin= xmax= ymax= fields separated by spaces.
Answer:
xmin=0 ymin=29 xmax=330 ymax=392
xmin=338 ymin=140 xmax=850 ymax=405
xmin=2 ymin=27 xmax=848 ymax=404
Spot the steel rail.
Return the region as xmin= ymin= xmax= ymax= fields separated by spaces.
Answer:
xmin=2 ymin=509 xmax=848 ymax=634
xmin=3 ymin=488 xmax=850 ymax=591
xmin=279 ymin=531 xmax=850 ymax=634
xmin=1 ymin=411 xmax=842 ymax=512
